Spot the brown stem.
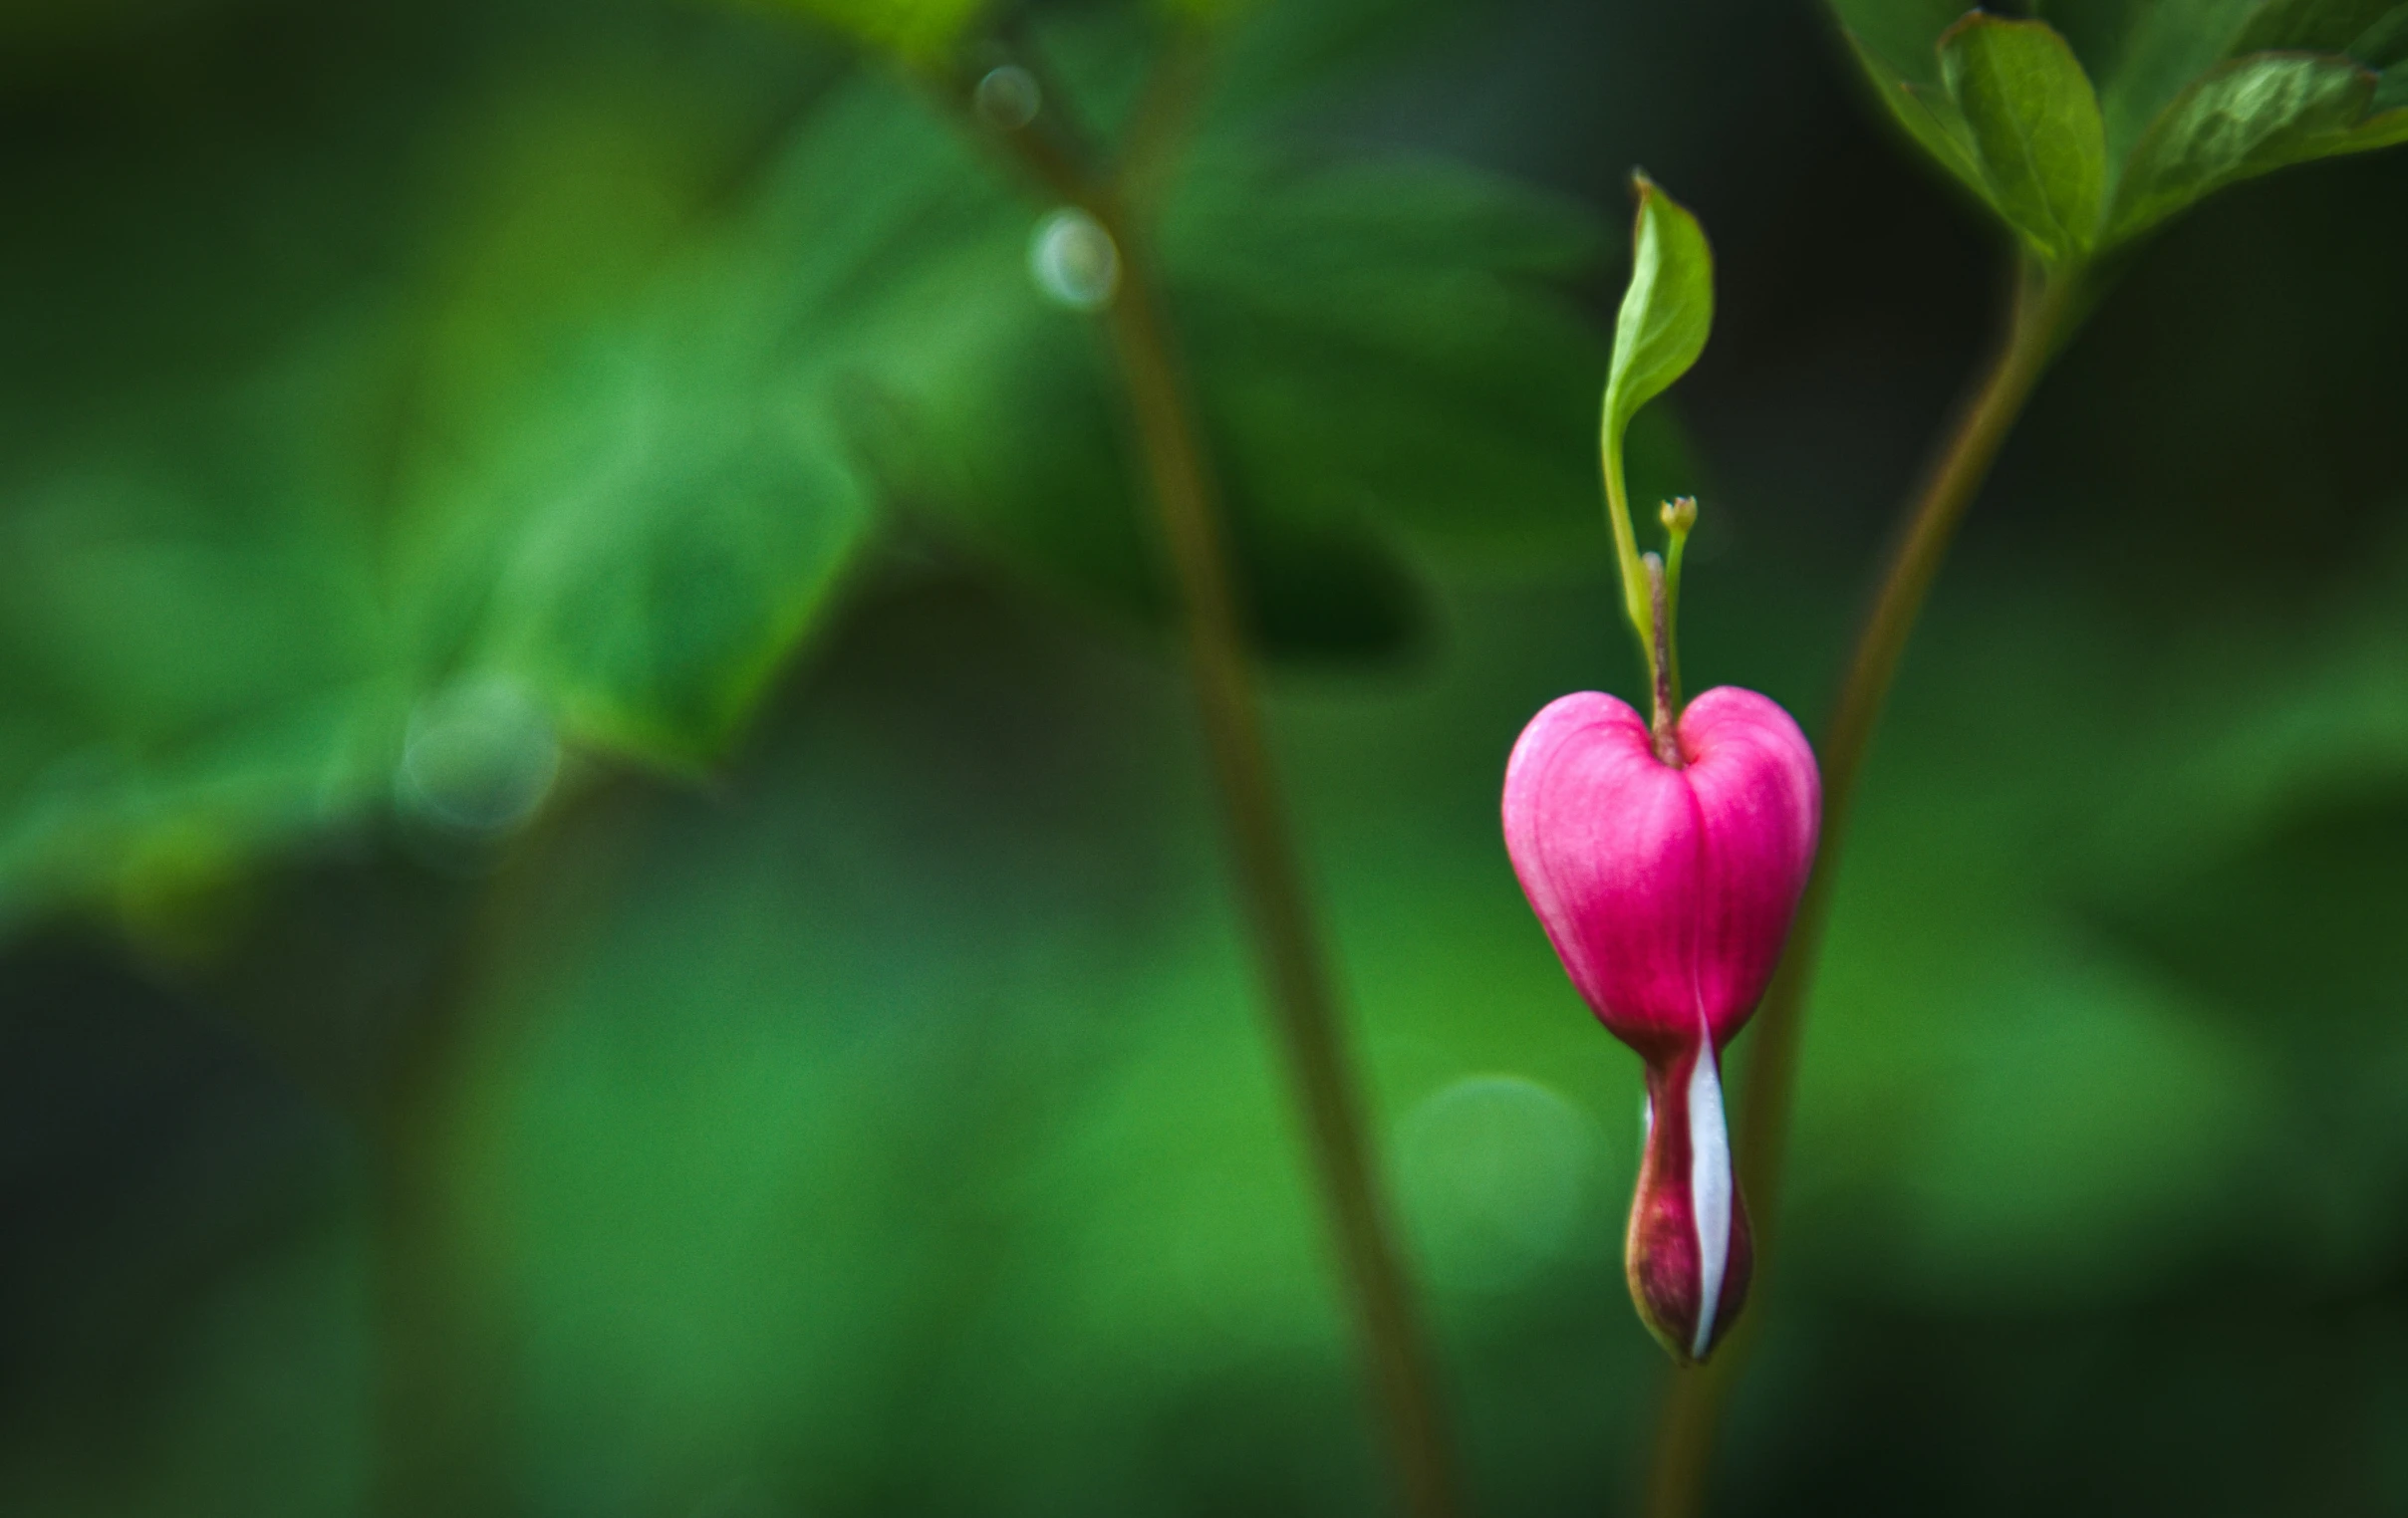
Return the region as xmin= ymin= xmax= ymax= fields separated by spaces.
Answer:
xmin=1110 ymin=223 xmax=1463 ymax=1518
xmin=1644 ymin=552 xmax=1681 ymax=767
xmin=1115 ymin=24 xmax=1214 ymax=209
xmin=1637 ymin=258 xmax=2078 ymax=1518
xmin=946 ymin=56 xmax=1465 ymax=1518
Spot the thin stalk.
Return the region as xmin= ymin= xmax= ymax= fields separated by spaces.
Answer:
xmin=1643 ymin=552 xmax=1680 ymax=766
xmin=1106 ymin=221 xmax=1463 ymax=1518
xmin=952 ymin=59 xmax=1464 ymax=1518
xmin=1115 ymin=24 xmax=1214 ymax=210
xmin=1601 ymin=417 xmax=1655 ymax=669
xmin=1660 ymin=497 xmax=1696 ymax=712
xmin=1637 ymin=257 xmax=2079 ymax=1518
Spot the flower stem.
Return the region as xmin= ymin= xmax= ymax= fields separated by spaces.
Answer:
xmin=1644 ymin=552 xmax=1681 ymax=767
xmin=1636 ymin=256 xmax=2078 ymax=1518
xmin=1110 ymin=229 xmax=1464 ymax=1518
xmin=1602 ymin=414 xmax=1657 ymax=673
xmin=1659 ymin=497 xmax=1696 ymax=713
xmin=951 ymin=57 xmax=1464 ymax=1518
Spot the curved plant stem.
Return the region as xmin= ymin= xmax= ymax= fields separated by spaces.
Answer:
xmin=951 ymin=57 xmax=1464 ymax=1518
xmin=1637 ymin=257 xmax=2079 ymax=1518
xmin=1107 ymin=222 xmax=1464 ymax=1518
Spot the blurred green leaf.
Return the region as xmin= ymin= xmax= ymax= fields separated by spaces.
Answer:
xmin=395 ymin=112 xmax=886 ymax=762
xmin=2105 ymin=53 xmax=2408 ymax=242
xmin=773 ymin=40 xmax=1636 ymax=652
xmin=0 ymin=14 xmax=878 ymax=911
xmin=2352 ymin=6 xmax=2408 ymax=66
xmin=1939 ymin=13 xmax=2108 ymax=261
xmin=416 ymin=336 xmax=876 ymax=764
xmin=723 ymin=73 xmax=1437 ymax=657
xmin=2091 ymin=0 xmax=2264 ymax=160
xmin=0 ymin=343 xmax=411 ymax=929
xmin=386 ymin=76 xmax=882 ymax=760
xmin=0 ymin=0 xmax=1647 ymax=920
xmin=1166 ymin=152 xmax=1625 ymax=572
xmin=2229 ymin=0 xmax=2403 ymax=55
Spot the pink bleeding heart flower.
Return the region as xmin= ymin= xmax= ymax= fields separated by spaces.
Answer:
xmin=1502 ymin=685 xmax=1818 ymax=1363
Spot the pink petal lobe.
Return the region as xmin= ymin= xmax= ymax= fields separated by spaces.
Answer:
xmin=1501 ymin=686 xmax=1818 ymax=1057
xmin=1676 ymin=687 xmax=1821 ymax=1044
xmin=1501 ymin=691 xmax=1701 ymax=1058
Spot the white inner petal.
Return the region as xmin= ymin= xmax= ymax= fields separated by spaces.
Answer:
xmin=1687 ymin=1041 xmax=1733 ymax=1361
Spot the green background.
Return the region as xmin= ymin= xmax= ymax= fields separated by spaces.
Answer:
xmin=4 ymin=0 xmax=2406 ymax=1513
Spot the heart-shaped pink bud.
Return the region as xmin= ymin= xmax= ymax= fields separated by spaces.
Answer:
xmin=1501 ymin=685 xmax=1818 ymax=1362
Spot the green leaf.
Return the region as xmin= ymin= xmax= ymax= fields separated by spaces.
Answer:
xmin=0 ymin=0 xmax=1654 ymax=926
xmin=1598 ymin=174 xmax=1712 ymax=655
xmin=1836 ymin=11 xmax=2111 ymax=260
xmin=1164 ymin=153 xmax=1629 ymax=575
xmin=2105 ymin=52 xmax=2403 ymax=242
xmin=1828 ymin=0 xmax=1971 ymax=89
xmin=2073 ymin=0 xmax=2408 ymax=159
xmin=2352 ymin=4 xmax=2408 ymax=66
xmin=1836 ymin=2 xmax=2408 ymax=246
xmin=2093 ymin=0 xmax=2265 ymax=161
xmin=414 ymin=335 xmax=877 ymax=764
xmin=0 ymin=9 xmax=878 ymax=920
xmin=1600 ymin=177 xmax=1712 ymax=473
xmin=0 ymin=345 xmax=412 ymax=933
xmin=1938 ymin=13 xmax=2109 ymax=261
xmin=2229 ymin=0 xmax=2401 ymax=55
xmin=1842 ymin=27 xmax=1997 ymax=206
xmin=786 ymin=41 xmax=1640 ymax=655
xmin=390 ymin=73 xmax=890 ymax=766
